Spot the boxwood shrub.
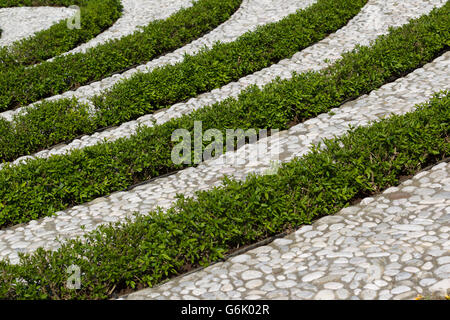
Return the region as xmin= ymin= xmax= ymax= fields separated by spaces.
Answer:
xmin=0 ymin=3 xmax=448 ymax=228
xmin=0 ymin=92 xmax=448 ymax=300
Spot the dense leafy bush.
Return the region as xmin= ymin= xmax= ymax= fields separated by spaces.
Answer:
xmin=0 ymin=0 xmax=243 ymax=111
xmin=0 ymin=0 xmax=368 ymax=160
xmin=0 ymin=92 xmax=448 ymax=299
xmin=0 ymin=0 xmax=123 ymax=68
xmin=0 ymin=4 xmax=448 ymax=228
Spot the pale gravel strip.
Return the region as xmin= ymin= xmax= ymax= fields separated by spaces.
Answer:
xmin=121 ymin=162 xmax=450 ymax=300
xmin=48 ymin=0 xmax=195 ymax=59
xmin=0 ymin=51 xmax=448 ymax=265
xmin=0 ymin=6 xmax=77 ymax=47
xmin=1 ymin=0 xmax=446 ymax=170
xmin=0 ymin=0 xmax=316 ymax=121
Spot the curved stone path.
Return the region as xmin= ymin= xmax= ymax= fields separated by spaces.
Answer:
xmin=0 ymin=0 xmax=313 ymax=122
xmin=0 ymin=51 xmax=448 ymax=264
xmin=120 ymin=161 xmax=450 ymax=300
xmin=0 ymin=6 xmax=77 ymax=47
xmin=0 ymin=0 xmax=445 ymax=172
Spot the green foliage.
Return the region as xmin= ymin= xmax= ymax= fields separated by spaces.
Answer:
xmin=0 ymin=0 xmax=368 ymax=161
xmin=93 ymin=0 xmax=368 ymax=125
xmin=0 ymin=3 xmax=448 ymax=228
xmin=0 ymin=0 xmax=243 ymax=111
xmin=0 ymin=0 xmax=123 ymax=68
xmin=0 ymin=92 xmax=448 ymax=299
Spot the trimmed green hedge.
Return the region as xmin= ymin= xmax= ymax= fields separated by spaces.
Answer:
xmin=0 ymin=0 xmax=368 ymax=161
xmin=0 ymin=0 xmax=243 ymax=111
xmin=0 ymin=92 xmax=448 ymax=300
xmin=0 ymin=0 xmax=123 ymax=69
xmin=0 ymin=3 xmax=448 ymax=228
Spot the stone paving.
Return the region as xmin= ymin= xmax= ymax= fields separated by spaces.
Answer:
xmin=0 ymin=0 xmax=445 ymax=171
xmin=0 ymin=0 xmax=448 ymax=300
xmin=0 ymin=51 xmax=448 ymax=264
xmin=0 ymin=0 xmax=313 ymax=122
xmin=121 ymin=161 xmax=450 ymax=300
xmin=50 ymin=0 xmax=194 ymax=59
xmin=0 ymin=6 xmax=77 ymax=47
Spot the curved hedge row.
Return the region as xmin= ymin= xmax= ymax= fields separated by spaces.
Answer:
xmin=0 ymin=0 xmax=123 ymax=69
xmin=0 ymin=92 xmax=448 ymax=300
xmin=0 ymin=0 xmax=369 ymax=161
xmin=0 ymin=3 xmax=448 ymax=229
xmin=0 ymin=0 xmax=243 ymax=111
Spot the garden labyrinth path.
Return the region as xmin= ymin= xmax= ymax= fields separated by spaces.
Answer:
xmin=0 ymin=0 xmax=448 ymax=300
